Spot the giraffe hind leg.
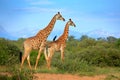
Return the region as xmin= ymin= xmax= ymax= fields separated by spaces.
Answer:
xmin=44 ymin=47 xmax=52 ymax=69
xmin=20 ymin=48 xmax=31 ymax=70
xmin=21 ymin=54 xmax=27 ymax=70
xmin=47 ymin=57 xmax=51 ymax=70
xmin=61 ymin=49 xmax=64 ymax=62
xmin=27 ymin=55 xmax=32 ymax=70
xmin=47 ymin=48 xmax=54 ymax=69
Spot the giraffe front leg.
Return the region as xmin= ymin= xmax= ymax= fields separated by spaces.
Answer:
xmin=35 ymin=49 xmax=42 ymax=70
xmin=35 ymin=41 xmax=46 ymax=70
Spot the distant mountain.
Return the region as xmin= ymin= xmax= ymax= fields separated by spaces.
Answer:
xmin=86 ymin=29 xmax=120 ymax=38
xmin=47 ymin=30 xmax=82 ymax=40
xmin=0 ymin=26 xmax=6 ymax=33
xmin=12 ymin=28 xmax=39 ymax=39
xmin=0 ymin=26 xmax=16 ymax=40
xmin=1 ymin=26 xmax=120 ymax=40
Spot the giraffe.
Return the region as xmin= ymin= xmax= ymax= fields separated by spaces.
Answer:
xmin=20 ymin=12 xmax=65 ymax=70
xmin=44 ymin=19 xmax=76 ymax=69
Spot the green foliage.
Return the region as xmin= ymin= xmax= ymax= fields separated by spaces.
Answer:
xmin=107 ymin=36 xmax=117 ymax=43
xmin=30 ymin=50 xmax=46 ymax=66
xmin=105 ymin=74 xmax=120 ymax=80
xmin=0 ymin=38 xmax=20 ymax=65
xmin=52 ymin=56 xmax=94 ymax=73
xmin=116 ymin=38 xmax=120 ymax=48
xmin=1 ymin=35 xmax=120 ymax=74
xmin=12 ymin=68 xmax=33 ymax=80
xmin=0 ymin=75 xmax=12 ymax=80
xmin=78 ymin=47 xmax=120 ymax=67
xmin=0 ymin=65 xmax=33 ymax=80
xmin=12 ymin=38 xmax=25 ymax=51
xmin=79 ymin=35 xmax=89 ymax=41
xmin=0 ymin=37 xmax=45 ymax=66
xmin=66 ymin=36 xmax=120 ymax=67
xmin=48 ymin=35 xmax=120 ymax=73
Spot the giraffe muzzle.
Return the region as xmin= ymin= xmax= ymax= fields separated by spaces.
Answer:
xmin=63 ymin=18 xmax=65 ymax=21
xmin=74 ymin=24 xmax=76 ymax=27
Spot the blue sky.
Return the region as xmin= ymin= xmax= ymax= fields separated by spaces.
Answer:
xmin=0 ymin=0 xmax=120 ymax=40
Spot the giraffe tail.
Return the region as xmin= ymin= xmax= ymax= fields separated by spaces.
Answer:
xmin=53 ymin=35 xmax=57 ymax=41
xmin=19 ymin=51 xmax=22 ymax=63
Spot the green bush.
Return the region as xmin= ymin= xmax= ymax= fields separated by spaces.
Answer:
xmin=0 ymin=75 xmax=12 ymax=80
xmin=0 ymin=68 xmax=33 ymax=80
xmin=0 ymin=38 xmax=20 ymax=65
xmin=30 ymin=50 xmax=45 ymax=66
xmin=0 ymin=38 xmax=45 ymax=67
xmin=52 ymin=52 xmax=94 ymax=73
xmin=50 ymin=36 xmax=120 ymax=73
xmin=1 ymin=35 xmax=120 ymax=74
xmin=78 ymin=47 xmax=120 ymax=67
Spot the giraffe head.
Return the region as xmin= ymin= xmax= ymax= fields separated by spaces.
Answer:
xmin=55 ymin=12 xmax=65 ymax=21
xmin=68 ymin=19 xmax=76 ymax=27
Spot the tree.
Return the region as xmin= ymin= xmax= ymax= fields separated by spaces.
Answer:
xmin=116 ymin=38 xmax=120 ymax=48
xmin=97 ymin=37 xmax=106 ymax=41
xmin=80 ymin=35 xmax=89 ymax=41
xmin=68 ymin=36 xmax=75 ymax=41
xmin=107 ymin=36 xmax=117 ymax=43
xmin=0 ymin=38 xmax=20 ymax=65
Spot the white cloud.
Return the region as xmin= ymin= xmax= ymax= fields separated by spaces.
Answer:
xmin=15 ymin=7 xmax=66 ymax=13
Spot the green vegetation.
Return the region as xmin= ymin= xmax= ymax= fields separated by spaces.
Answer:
xmin=0 ymin=35 xmax=120 ymax=79
xmin=0 ymin=38 xmax=20 ymax=65
xmin=105 ymin=74 xmax=120 ymax=80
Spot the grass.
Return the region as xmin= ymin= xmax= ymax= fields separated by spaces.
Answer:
xmin=0 ymin=64 xmax=120 ymax=80
xmin=77 ymin=67 xmax=120 ymax=76
xmin=34 ymin=66 xmax=60 ymax=74
xmin=0 ymin=64 xmax=33 ymax=80
xmin=1 ymin=64 xmax=120 ymax=75
xmin=105 ymin=74 xmax=120 ymax=80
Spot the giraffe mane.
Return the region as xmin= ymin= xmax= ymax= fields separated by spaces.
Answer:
xmin=53 ymin=35 xmax=57 ymax=41
xmin=58 ymin=12 xmax=60 ymax=14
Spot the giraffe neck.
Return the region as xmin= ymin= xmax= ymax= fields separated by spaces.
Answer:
xmin=58 ymin=22 xmax=69 ymax=41
xmin=63 ymin=23 xmax=69 ymax=40
xmin=36 ymin=15 xmax=56 ymax=37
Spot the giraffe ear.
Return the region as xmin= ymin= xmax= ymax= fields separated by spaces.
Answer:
xmin=69 ymin=19 xmax=71 ymax=21
xmin=58 ymin=12 xmax=60 ymax=14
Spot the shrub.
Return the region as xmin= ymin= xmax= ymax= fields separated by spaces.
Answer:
xmin=0 ymin=39 xmax=20 ymax=65
xmin=30 ymin=50 xmax=45 ymax=66
xmin=52 ymin=52 xmax=94 ymax=73
xmin=78 ymin=47 xmax=120 ymax=67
